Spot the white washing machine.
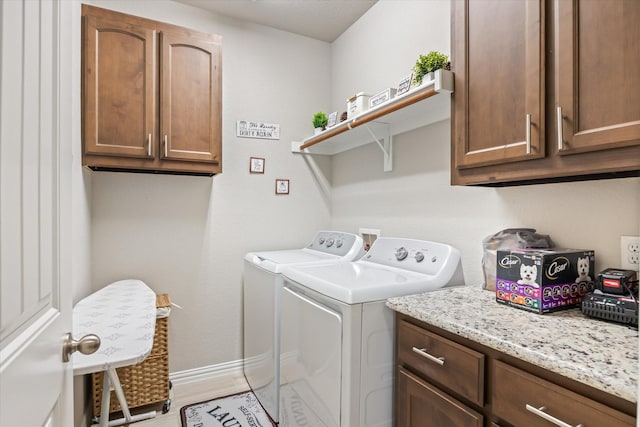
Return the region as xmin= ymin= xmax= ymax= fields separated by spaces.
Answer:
xmin=278 ymin=237 xmax=465 ymax=427
xmin=243 ymin=231 xmax=365 ymax=423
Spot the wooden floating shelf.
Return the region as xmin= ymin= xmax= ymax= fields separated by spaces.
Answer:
xmin=292 ymin=69 xmax=454 ymax=157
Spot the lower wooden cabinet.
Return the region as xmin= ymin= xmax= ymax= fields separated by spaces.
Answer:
xmin=396 ymin=366 xmax=483 ymax=427
xmin=394 ymin=313 xmax=636 ymax=427
xmin=493 ymin=360 xmax=635 ymax=427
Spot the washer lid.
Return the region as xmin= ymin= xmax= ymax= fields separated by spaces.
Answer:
xmin=244 ymin=249 xmax=340 ymax=273
xmin=281 ymin=261 xmax=456 ymax=304
xmin=244 ymin=230 xmax=365 ymax=273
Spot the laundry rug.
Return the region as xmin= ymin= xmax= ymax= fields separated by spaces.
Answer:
xmin=180 ymin=391 xmax=276 ymax=427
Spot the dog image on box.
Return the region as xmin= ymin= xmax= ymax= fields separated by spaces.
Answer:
xmin=575 ymin=256 xmax=592 ymax=283
xmin=517 ymin=264 xmax=539 ymax=288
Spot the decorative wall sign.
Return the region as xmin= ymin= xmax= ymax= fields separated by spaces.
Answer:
xmin=397 ymin=73 xmax=413 ymax=95
xmin=275 ymin=179 xmax=290 ymax=195
xmin=249 ymin=157 xmax=265 ymax=174
xmin=327 ymin=112 xmax=338 ymax=127
xmin=237 ymin=120 xmax=281 ymax=140
xmin=369 ymin=88 xmax=397 ymax=108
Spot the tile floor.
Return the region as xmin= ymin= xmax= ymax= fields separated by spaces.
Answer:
xmin=121 ymin=372 xmax=249 ymax=427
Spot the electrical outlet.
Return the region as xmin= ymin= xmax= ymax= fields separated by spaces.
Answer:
xmin=620 ymin=235 xmax=640 ymax=271
xmin=359 ymin=228 xmax=380 ymax=251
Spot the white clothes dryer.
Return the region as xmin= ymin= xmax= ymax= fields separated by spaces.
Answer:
xmin=278 ymin=237 xmax=465 ymax=427
xmin=243 ymin=231 xmax=365 ymax=423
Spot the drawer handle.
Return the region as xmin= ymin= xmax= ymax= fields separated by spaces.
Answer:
xmin=525 ymin=404 xmax=583 ymax=427
xmin=411 ymin=346 xmax=445 ymax=366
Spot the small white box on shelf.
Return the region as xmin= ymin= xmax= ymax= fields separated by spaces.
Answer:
xmin=346 ymin=92 xmax=371 ymax=119
xmin=369 ymin=88 xmax=397 ymax=109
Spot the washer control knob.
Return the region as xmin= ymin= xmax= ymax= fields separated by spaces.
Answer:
xmin=336 ymin=239 xmax=343 ymax=248
xmin=326 ymin=238 xmax=335 ymax=248
xmin=415 ymin=252 xmax=425 ymax=263
xmin=319 ymin=237 xmax=326 ymax=245
xmin=395 ymin=247 xmax=408 ymax=261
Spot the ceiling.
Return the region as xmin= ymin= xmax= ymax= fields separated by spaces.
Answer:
xmin=173 ymin=0 xmax=378 ymax=42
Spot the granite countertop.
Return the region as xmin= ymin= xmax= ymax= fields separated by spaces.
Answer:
xmin=386 ymin=285 xmax=638 ymax=403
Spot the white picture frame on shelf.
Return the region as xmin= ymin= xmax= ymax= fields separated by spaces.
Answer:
xmin=369 ymin=88 xmax=397 ymax=108
xmin=327 ymin=112 xmax=338 ymax=127
xmin=397 ymin=73 xmax=413 ymax=95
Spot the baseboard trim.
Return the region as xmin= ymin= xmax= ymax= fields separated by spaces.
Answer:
xmin=169 ymin=359 xmax=245 ymax=386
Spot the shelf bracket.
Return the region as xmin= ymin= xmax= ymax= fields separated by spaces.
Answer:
xmin=363 ymin=122 xmax=393 ymax=172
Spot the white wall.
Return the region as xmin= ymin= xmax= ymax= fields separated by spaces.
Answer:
xmin=331 ymin=0 xmax=450 ymax=114
xmin=79 ymin=0 xmax=332 ymax=374
xmin=329 ymin=1 xmax=640 ymax=286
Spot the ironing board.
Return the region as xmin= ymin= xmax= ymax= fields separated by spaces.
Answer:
xmin=72 ymin=279 xmax=157 ymax=427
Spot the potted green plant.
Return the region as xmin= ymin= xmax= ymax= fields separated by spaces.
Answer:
xmin=312 ymin=112 xmax=328 ymax=135
xmin=412 ymin=51 xmax=449 ymax=86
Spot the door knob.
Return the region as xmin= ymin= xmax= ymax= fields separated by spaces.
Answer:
xmin=62 ymin=332 xmax=100 ymax=362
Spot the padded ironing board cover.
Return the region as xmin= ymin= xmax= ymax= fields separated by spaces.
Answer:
xmin=72 ymin=279 xmax=156 ymax=375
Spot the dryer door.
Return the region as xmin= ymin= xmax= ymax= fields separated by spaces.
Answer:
xmin=280 ymin=285 xmax=342 ymax=427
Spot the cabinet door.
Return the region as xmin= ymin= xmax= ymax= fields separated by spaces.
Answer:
xmin=556 ymin=0 xmax=640 ymax=155
xmin=396 ymin=367 xmax=483 ymax=427
xmin=83 ymin=14 xmax=156 ymax=158
xmin=160 ymin=32 xmax=221 ymax=164
xmin=452 ymin=0 xmax=544 ymax=169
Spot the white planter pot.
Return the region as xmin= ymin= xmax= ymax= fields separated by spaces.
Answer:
xmin=422 ymin=72 xmax=435 ymax=84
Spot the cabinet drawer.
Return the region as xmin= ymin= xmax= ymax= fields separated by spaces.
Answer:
xmin=492 ymin=360 xmax=635 ymax=426
xmin=397 ymin=320 xmax=485 ymax=406
xmin=396 ymin=366 xmax=483 ymax=427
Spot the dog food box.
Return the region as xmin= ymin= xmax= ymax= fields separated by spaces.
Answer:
xmin=496 ymin=248 xmax=595 ymax=314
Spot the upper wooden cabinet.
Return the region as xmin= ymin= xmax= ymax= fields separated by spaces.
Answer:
xmin=555 ymin=0 xmax=640 ymax=155
xmin=452 ymin=0 xmax=545 ymax=169
xmin=451 ymin=0 xmax=640 ymax=185
xmin=82 ymin=5 xmax=222 ymax=176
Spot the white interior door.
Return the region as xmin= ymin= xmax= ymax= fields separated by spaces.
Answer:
xmin=0 ymin=1 xmax=73 ymax=426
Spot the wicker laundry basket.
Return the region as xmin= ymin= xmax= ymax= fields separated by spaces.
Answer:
xmin=92 ymin=294 xmax=171 ymax=416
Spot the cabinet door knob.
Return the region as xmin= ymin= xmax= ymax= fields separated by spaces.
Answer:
xmin=147 ymin=133 xmax=152 ymax=156
xmin=411 ymin=346 xmax=445 ymax=366
xmin=525 ymin=404 xmax=583 ymax=427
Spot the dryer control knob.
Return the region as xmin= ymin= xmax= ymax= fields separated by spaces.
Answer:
xmin=336 ymin=239 xmax=343 ymax=248
xmin=326 ymin=238 xmax=335 ymax=248
xmin=395 ymin=247 xmax=408 ymax=261
xmin=319 ymin=237 xmax=326 ymax=244
xmin=415 ymin=252 xmax=425 ymax=262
